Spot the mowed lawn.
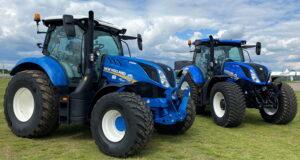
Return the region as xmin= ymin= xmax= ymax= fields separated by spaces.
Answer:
xmin=1 ymin=78 xmax=300 ymax=160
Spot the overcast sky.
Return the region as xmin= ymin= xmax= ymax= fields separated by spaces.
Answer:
xmin=0 ymin=0 xmax=299 ymax=71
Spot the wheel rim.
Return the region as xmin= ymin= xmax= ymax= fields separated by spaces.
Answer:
xmin=263 ymin=104 xmax=278 ymax=116
xmin=181 ymin=81 xmax=189 ymax=91
xmin=102 ymin=110 xmax=126 ymax=142
xmin=13 ymin=88 xmax=35 ymax=122
xmin=213 ymin=92 xmax=226 ymax=118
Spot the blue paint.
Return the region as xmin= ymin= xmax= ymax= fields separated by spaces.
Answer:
xmin=115 ymin=116 xmax=126 ymax=131
xmin=11 ymin=56 xmax=68 ymax=86
xmin=182 ymin=65 xmax=204 ymax=83
xmin=223 ymin=61 xmax=271 ymax=85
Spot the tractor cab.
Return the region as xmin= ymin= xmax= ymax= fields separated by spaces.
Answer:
xmin=40 ymin=14 xmax=141 ymax=86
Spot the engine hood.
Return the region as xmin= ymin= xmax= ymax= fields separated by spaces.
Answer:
xmin=102 ymin=55 xmax=175 ymax=88
xmin=224 ymin=61 xmax=271 ymax=84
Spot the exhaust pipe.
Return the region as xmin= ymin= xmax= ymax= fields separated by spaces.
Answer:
xmin=74 ymin=10 xmax=95 ymax=93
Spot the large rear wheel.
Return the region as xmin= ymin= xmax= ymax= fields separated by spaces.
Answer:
xmin=90 ymin=92 xmax=153 ymax=157
xmin=210 ymin=82 xmax=246 ymax=127
xmin=4 ymin=70 xmax=59 ymax=137
xmin=260 ymin=83 xmax=297 ymax=124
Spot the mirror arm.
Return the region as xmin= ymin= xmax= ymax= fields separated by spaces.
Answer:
xmin=120 ymin=35 xmax=137 ymax=40
xmin=121 ymin=40 xmax=131 ymax=57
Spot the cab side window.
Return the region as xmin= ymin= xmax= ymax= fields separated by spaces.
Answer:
xmin=47 ymin=26 xmax=84 ymax=86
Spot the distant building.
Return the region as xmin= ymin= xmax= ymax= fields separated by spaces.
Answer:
xmin=271 ymin=69 xmax=300 ymax=81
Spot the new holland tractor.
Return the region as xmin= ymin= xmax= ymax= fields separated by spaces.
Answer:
xmin=3 ymin=11 xmax=195 ymax=157
xmin=175 ymin=35 xmax=297 ymax=127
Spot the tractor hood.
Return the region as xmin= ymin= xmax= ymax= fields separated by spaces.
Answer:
xmin=102 ymin=55 xmax=176 ymax=88
xmin=223 ymin=61 xmax=271 ymax=84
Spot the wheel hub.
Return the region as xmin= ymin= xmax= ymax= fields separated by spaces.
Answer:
xmin=220 ymin=99 xmax=226 ymax=110
xmin=13 ymin=88 xmax=35 ymax=122
xmin=102 ymin=110 xmax=126 ymax=142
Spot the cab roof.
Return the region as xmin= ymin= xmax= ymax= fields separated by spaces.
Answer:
xmin=194 ymin=38 xmax=247 ymax=45
xmin=42 ymin=15 xmax=121 ymax=31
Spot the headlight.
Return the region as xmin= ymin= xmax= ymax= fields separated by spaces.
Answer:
xmin=158 ymin=70 xmax=170 ymax=87
xmin=250 ymin=69 xmax=261 ymax=83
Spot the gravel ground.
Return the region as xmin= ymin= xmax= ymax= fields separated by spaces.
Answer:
xmin=288 ymin=83 xmax=300 ymax=91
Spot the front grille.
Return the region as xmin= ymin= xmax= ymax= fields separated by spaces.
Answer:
xmin=240 ymin=66 xmax=251 ymax=79
xmin=138 ymin=63 xmax=159 ymax=83
xmin=246 ymin=63 xmax=268 ymax=82
xmin=155 ymin=63 xmax=175 ymax=87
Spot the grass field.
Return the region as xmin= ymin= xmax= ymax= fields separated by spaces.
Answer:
xmin=1 ymin=78 xmax=300 ymax=160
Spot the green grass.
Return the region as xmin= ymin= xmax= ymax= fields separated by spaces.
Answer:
xmin=1 ymin=78 xmax=300 ymax=160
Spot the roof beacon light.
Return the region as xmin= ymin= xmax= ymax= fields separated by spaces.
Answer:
xmin=187 ymin=40 xmax=192 ymax=47
xmin=34 ymin=13 xmax=41 ymax=24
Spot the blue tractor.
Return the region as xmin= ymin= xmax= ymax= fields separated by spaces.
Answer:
xmin=4 ymin=11 xmax=195 ymax=157
xmin=175 ymin=35 xmax=297 ymax=127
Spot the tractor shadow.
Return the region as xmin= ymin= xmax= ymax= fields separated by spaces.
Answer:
xmin=50 ymin=124 xmax=92 ymax=140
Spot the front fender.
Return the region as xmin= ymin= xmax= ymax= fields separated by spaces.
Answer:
xmin=182 ymin=65 xmax=204 ymax=84
xmin=11 ymin=56 xmax=68 ymax=86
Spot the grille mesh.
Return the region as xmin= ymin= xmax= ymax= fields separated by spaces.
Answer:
xmin=138 ymin=63 xmax=159 ymax=83
xmin=246 ymin=63 xmax=268 ymax=82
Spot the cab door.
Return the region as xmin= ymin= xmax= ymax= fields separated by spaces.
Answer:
xmin=46 ymin=25 xmax=84 ymax=86
xmin=194 ymin=46 xmax=210 ymax=81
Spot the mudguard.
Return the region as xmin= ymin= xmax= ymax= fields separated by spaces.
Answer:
xmin=182 ymin=65 xmax=204 ymax=84
xmin=10 ymin=56 xmax=68 ymax=86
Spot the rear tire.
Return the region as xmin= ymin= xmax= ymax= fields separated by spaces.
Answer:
xmin=90 ymin=92 xmax=153 ymax=157
xmin=4 ymin=70 xmax=59 ymax=137
xmin=260 ymin=83 xmax=297 ymax=124
xmin=210 ymin=82 xmax=246 ymax=127
xmin=183 ymin=73 xmax=205 ymax=114
xmin=154 ymin=101 xmax=196 ymax=134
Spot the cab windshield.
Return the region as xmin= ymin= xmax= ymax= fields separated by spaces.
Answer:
xmin=93 ymin=30 xmax=123 ymax=56
xmin=213 ymin=45 xmax=244 ymax=62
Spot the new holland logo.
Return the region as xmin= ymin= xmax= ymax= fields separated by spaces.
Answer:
xmin=103 ymin=67 xmax=137 ymax=83
xmin=224 ymin=70 xmax=239 ymax=80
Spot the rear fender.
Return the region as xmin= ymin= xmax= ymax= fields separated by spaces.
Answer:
xmin=10 ymin=57 xmax=68 ymax=86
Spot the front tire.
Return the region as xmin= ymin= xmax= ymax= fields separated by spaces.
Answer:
xmin=4 ymin=70 xmax=59 ymax=137
xmin=90 ymin=92 xmax=154 ymax=157
xmin=210 ymin=82 xmax=246 ymax=127
xmin=260 ymin=83 xmax=297 ymax=124
xmin=154 ymin=101 xmax=196 ymax=134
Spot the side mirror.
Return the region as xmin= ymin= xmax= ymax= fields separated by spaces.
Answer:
xmin=63 ymin=15 xmax=76 ymax=37
xmin=256 ymin=42 xmax=261 ymax=55
xmin=137 ymin=34 xmax=143 ymax=51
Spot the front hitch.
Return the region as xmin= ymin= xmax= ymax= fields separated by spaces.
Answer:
xmin=144 ymin=74 xmax=191 ymax=125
